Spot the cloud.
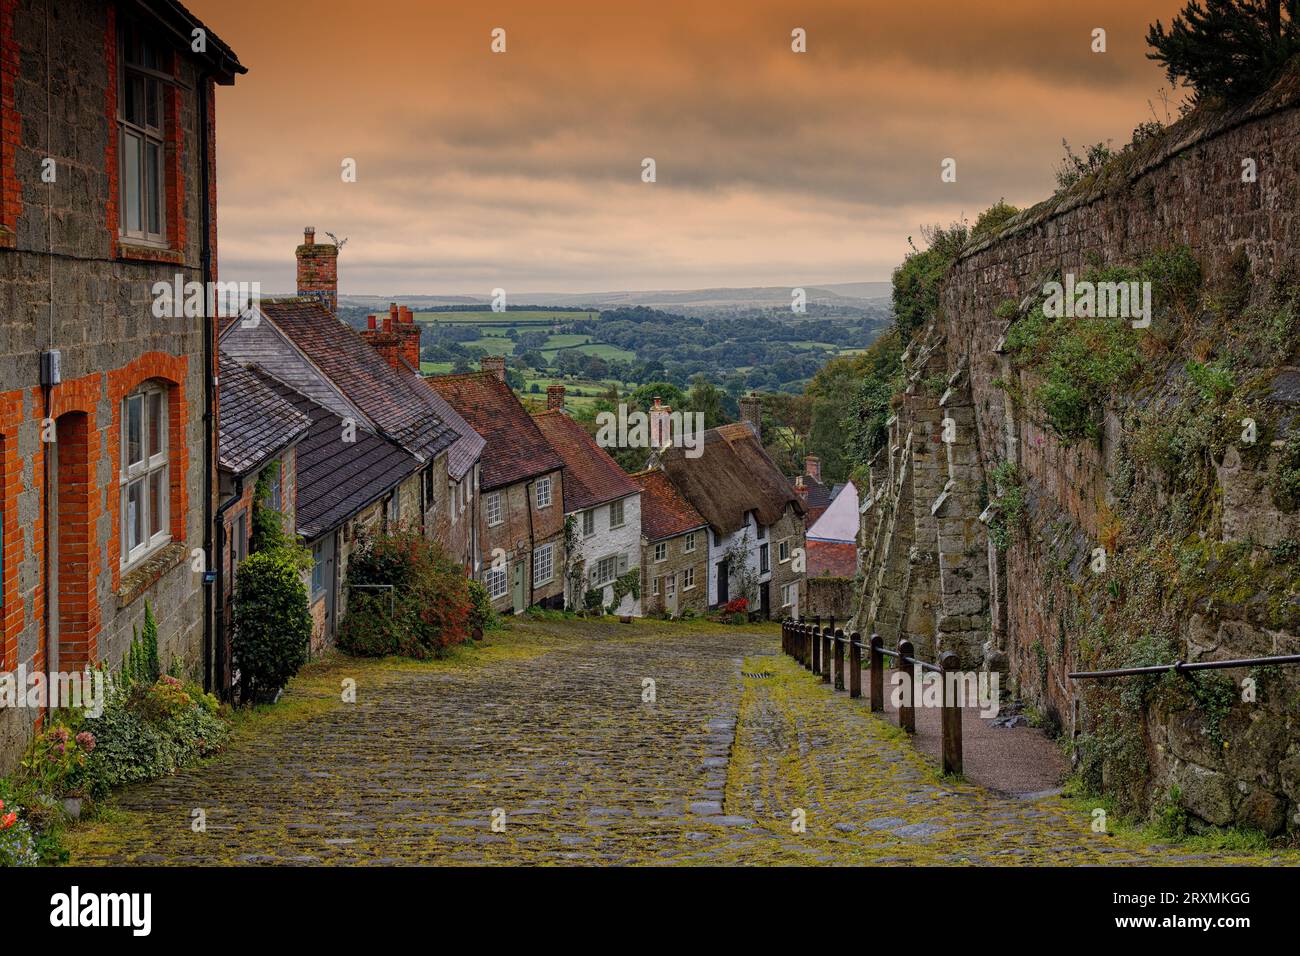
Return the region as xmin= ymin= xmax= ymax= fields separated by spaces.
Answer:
xmin=196 ymin=0 xmax=1190 ymax=293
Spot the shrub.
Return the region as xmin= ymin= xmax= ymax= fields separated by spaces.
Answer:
xmin=122 ymin=602 xmax=161 ymax=689
xmin=466 ymin=579 xmax=499 ymax=636
xmin=55 ymin=671 xmax=226 ymax=801
xmin=232 ymin=549 xmax=312 ymax=701
xmin=337 ymin=530 xmax=473 ymax=659
xmin=0 ymin=798 xmax=38 ymax=867
xmin=19 ymin=721 xmax=96 ymax=797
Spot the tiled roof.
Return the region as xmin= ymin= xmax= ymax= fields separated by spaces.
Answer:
xmin=631 ymin=468 xmax=707 ymax=541
xmin=796 ymin=474 xmax=835 ymax=512
xmin=250 ymin=368 xmax=421 ymax=542
xmin=807 ymin=541 xmax=858 ymax=578
xmin=259 ymin=298 xmax=458 ymax=465
xmin=218 ymin=353 xmax=310 ymax=476
xmin=422 ymin=385 xmax=485 ymax=481
xmin=426 ymin=372 xmax=563 ymax=491
xmin=532 ymin=410 xmax=640 ymax=512
xmin=659 ymin=422 xmax=804 ymax=534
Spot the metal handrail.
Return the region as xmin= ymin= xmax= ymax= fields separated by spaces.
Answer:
xmin=1069 ymin=653 xmax=1300 ymax=680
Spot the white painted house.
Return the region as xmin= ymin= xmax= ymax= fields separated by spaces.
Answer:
xmin=533 ymin=396 xmax=644 ymax=615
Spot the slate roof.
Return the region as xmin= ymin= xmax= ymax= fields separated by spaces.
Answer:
xmin=631 ymin=469 xmax=708 ymax=542
xmin=249 ymin=367 xmax=421 ymax=542
xmin=218 ymin=353 xmax=310 ymax=476
xmin=658 ymin=422 xmax=804 ymax=535
xmin=426 ymin=372 xmax=563 ymax=491
xmin=807 ymin=541 xmax=858 ymax=578
xmin=258 ymin=298 xmax=458 ymax=465
xmin=532 ymin=410 xmax=640 ymax=513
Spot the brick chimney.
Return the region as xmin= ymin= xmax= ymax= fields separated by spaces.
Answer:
xmin=361 ymin=301 xmax=421 ymax=372
xmin=805 ymin=455 xmax=821 ymax=482
xmin=296 ymin=226 xmax=338 ymax=313
xmin=649 ymin=396 xmax=673 ymax=450
xmin=547 ymin=384 xmax=565 ymax=411
xmin=740 ymin=391 xmax=763 ymax=439
xmin=481 ymin=355 xmax=507 ymax=382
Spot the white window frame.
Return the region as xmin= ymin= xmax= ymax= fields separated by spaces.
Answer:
xmin=117 ymin=22 xmax=169 ymax=246
xmin=582 ymin=509 xmax=595 ymax=536
xmin=609 ymin=498 xmax=625 ymax=529
xmin=759 ymin=542 xmax=770 ymax=574
xmin=684 ymin=531 xmax=696 ymax=553
xmin=535 ymin=476 xmax=553 ymax=510
xmin=485 ymin=491 xmax=503 ymax=527
xmin=654 ymin=541 xmax=667 ymax=563
xmin=651 ymin=575 xmax=659 ymax=596
xmin=120 ymin=384 xmax=171 ymax=570
xmin=782 ymin=582 xmax=796 ymax=608
xmin=682 ymin=566 xmax=695 ymax=590
xmin=779 ymin=539 xmax=790 ymax=563
xmin=485 ymin=563 xmax=508 ymax=599
xmin=533 ymin=542 xmax=554 ymax=586
xmin=590 ymin=555 xmax=618 ymax=588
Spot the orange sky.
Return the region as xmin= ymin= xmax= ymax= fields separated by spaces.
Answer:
xmin=191 ymin=0 xmax=1189 ymax=295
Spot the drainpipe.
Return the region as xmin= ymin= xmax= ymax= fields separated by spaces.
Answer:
xmin=197 ymin=70 xmax=217 ymax=694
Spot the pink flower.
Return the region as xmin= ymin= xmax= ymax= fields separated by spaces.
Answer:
xmin=50 ymin=726 xmax=70 ymax=744
xmin=76 ymin=731 xmax=96 ymax=753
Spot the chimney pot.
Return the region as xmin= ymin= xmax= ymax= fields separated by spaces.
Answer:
xmin=304 ymin=226 xmax=315 ymax=245
xmin=481 ymin=355 xmax=507 ymax=382
xmin=383 ymin=315 xmax=393 ymax=333
xmin=367 ymin=314 xmax=377 ymax=330
xmin=547 ymin=384 xmax=566 ymax=411
xmin=805 ymin=455 xmax=821 ymax=481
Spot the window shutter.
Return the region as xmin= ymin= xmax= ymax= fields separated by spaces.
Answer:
xmin=618 ymin=553 xmax=628 ymax=575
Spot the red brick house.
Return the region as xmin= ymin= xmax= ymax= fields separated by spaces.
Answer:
xmin=427 ymin=360 xmax=566 ymax=614
xmin=0 ymin=0 xmax=243 ymax=768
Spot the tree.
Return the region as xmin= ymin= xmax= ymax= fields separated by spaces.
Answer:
xmin=630 ymin=381 xmax=686 ymax=411
xmin=1147 ymin=0 xmax=1300 ymax=102
xmin=685 ymin=374 xmax=728 ymax=429
xmin=891 ymin=221 xmax=968 ymax=343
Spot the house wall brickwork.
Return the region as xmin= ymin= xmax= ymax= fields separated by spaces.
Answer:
xmin=478 ymin=469 xmax=564 ymax=613
xmin=0 ymin=0 xmax=227 ymax=770
xmin=641 ymin=527 xmax=706 ymax=618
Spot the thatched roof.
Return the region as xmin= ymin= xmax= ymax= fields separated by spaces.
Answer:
xmin=659 ymin=422 xmax=803 ymax=535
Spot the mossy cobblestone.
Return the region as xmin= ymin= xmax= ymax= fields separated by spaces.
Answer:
xmin=65 ymin=619 xmax=1298 ymax=866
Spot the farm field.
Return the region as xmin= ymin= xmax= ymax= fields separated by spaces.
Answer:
xmin=412 ymin=310 xmax=597 ymax=326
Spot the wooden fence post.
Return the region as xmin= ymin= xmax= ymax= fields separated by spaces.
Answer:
xmin=833 ymin=629 xmax=845 ymax=691
xmin=940 ymin=651 xmax=963 ymax=777
xmin=810 ymin=623 xmax=820 ymax=673
xmin=897 ymin=638 xmax=916 ymax=734
xmin=869 ymin=634 xmax=883 ymax=712
xmin=849 ymin=632 xmax=862 ymax=698
xmin=821 ymin=627 xmax=832 ymax=684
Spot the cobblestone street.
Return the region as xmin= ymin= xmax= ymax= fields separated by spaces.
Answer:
xmin=67 ymin=619 xmax=1297 ymax=866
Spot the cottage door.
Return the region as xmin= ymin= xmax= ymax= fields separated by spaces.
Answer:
xmin=511 ymin=559 xmax=526 ymax=613
xmin=666 ymin=573 xmax=678 ymax=616
xmin=760 ymin=581 xmax=770 ymax=619
xmin=716 ymin=558 xmax=729 ymax=605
